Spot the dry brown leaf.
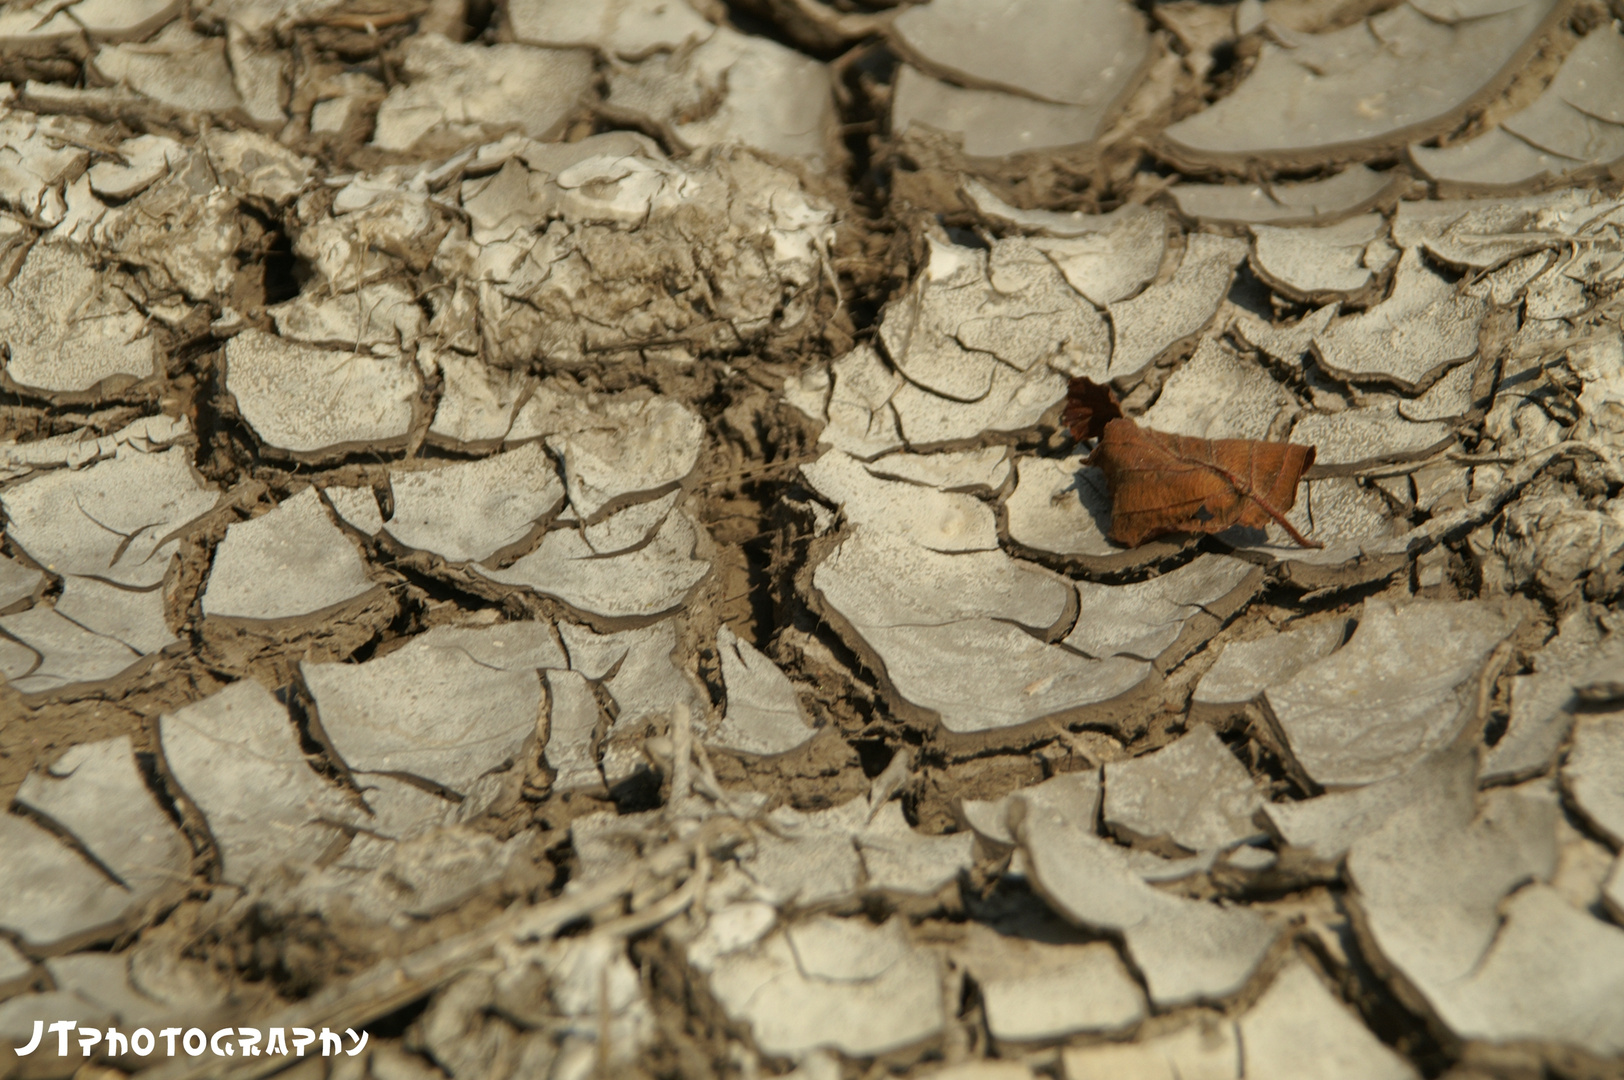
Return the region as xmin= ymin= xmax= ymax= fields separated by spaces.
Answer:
xmin=1064 ymin=377 xmax=1321 ymax=548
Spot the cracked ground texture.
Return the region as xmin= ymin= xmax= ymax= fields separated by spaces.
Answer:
xmin=2 ymin=0 xmax=1624 ymax=1078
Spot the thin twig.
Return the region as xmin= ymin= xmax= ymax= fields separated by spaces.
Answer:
xmin=1405 ymin=440 xmax=1613 ymax=551
xmin=135 ymin=838 xmax=702 ymax=1080
xmin=698 ymin=454 xmax=822 ymax=489
xmin=1447 ymin=452 xmax=1527 ymax=466
xmin=1450 ymin=638 xmax=1516 ymax=752
xmin=669 ymin=702 xmax=694 ymax=809
xmin=1349 ymin=448 xmax=1532 ymax=480
xmin=596 ymin=856 xmax=708 ymax=940
xmin=301 ymin=10 xmax=422 ymax=29
xmin=865 ymin=747 xmax=912 ymax=823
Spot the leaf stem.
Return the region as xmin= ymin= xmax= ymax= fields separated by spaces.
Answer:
xmin=1204 ymin=459 xmax=1324 ymax=549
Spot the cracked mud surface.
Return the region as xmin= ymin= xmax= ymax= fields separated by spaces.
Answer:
xmin=3 ymin=0 xmax=1624 ymax=1078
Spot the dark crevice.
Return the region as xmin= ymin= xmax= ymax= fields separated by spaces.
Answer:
xmin=853 ymin=738 xmax=894 ymax=777
xmin=463 ymin=0 xmax=498 ymax=40
xmin=1322 ymin=895 xmax=1456 ymax=1078
xmin=236 ymin=203 xmax=307 ymax=306
xmin=362 ymin=995 xmax=433 ymax=1039
xmin=608 ymin=769 xmax=665 ymax=814
xmin=134 ymin=750 xmax=193 ymax=835
xmin=1228 ymin=259 xmax=1276 ymax=320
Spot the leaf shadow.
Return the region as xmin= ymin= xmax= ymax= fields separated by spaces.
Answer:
xmin=1063 ymin=463 xmax=1117 ymax=537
